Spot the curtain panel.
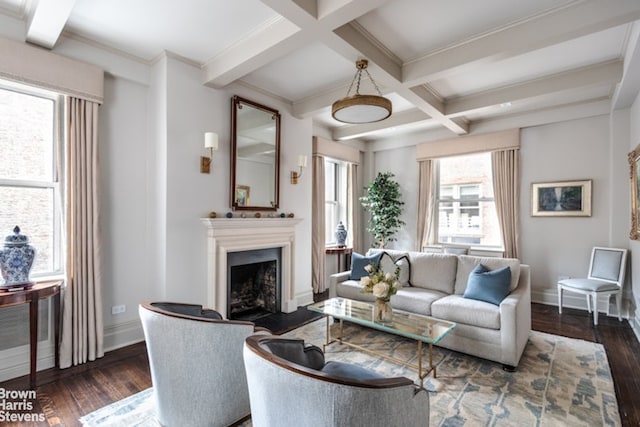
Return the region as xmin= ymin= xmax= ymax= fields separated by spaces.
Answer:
xmin=492 ymin=149 xmax=520 ymax=258
xmin=417 ymin=160 xmax=436 ymax=251
xmin=311 ymin=154 xmax=326 ymax=293
xmin=59 ymin=97 xmax=104 ymax=368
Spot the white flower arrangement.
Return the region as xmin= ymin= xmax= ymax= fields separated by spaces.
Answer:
xmin=360 ymin=263 xmax=400 ymax=301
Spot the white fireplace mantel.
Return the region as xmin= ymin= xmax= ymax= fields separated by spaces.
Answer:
xmin=201 ymin=217 xmax=302 ymax=318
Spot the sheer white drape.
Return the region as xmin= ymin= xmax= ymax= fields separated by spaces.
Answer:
xmin=59 ymin=97 xmax=104 ymax=368
xmin=347 ymin=162 xmax=361 ymax=253
xmin=417 ymin=160 xmax=437 ymax=251
xmin=311 ymin=154 xmax=326 ymax=293
xmin=492 ymin=149 xmax=520 ymax=258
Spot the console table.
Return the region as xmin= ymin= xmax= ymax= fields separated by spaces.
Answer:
xmin=325 ymin=246 xmax=352 ymax=273
xmin=0 ymin=280 xmax=62 ymax=388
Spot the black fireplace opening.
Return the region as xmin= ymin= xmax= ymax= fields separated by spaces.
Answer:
xmin=227 ymin=248 xmax=281 ymax=322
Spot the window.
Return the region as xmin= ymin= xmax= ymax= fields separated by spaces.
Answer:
xmin=0 ymin=81 xmax=64 ymax=278
xmin=324 ymin=158 xmax=348 ymax=246
xmin=436 ymin=153 xmax=501 ymax=247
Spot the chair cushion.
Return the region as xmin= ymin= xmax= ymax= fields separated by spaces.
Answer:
xmin=350 ymin=251 xmax=383 ymax=280
xmin=260 ymin=339 xmax=325 ymax=370
xmin=151 ymin=302 xmax=223 ymax=319
xmin=379 ymin=252 xmax=411 ymax=287
xmin=431 ymin=295 xmax=501 ymax=330
xmin=558 ymin=278 xmax=620 ymax=292
xmin=320 ymin=361 xmax=384 ymax=380
xmin=463 ymin=264 xmax=511 ymax=306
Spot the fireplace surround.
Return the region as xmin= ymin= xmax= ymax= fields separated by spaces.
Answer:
xmin=201 ymin=217 xmax=302 ymax=319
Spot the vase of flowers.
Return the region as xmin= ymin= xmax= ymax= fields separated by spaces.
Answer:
xmin=360 ymin=263 xmax=400 ymax=323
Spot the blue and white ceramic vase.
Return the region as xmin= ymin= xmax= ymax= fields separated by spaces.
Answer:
xmin=0 ymin=226 xmax=36 ymax=288
xmin=335 ymin=221 xmax=347 ymax=247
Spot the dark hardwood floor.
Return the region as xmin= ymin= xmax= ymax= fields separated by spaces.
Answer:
xmin=1 ymin=302 xmax=639 ymax=426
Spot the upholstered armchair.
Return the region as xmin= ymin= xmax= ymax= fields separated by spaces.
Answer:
xmin=243 ymin=335 xmax=430 ymax=427
xmin=139 ymin=302 xmax=270 ymax=427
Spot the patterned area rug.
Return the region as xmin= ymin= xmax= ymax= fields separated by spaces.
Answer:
xmin=80 ymin=319 xmax=620 ymax=426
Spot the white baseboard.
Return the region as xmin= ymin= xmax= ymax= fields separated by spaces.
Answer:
xmin=296 ymin=290 xmax=314 ymax=309
xmin=532 ymin=288 xmax=628 ymax=319
xmin=103 ymin=319 xmax=145 ymax=353
xmin=0 ymin=341 xmax=55 ymax=383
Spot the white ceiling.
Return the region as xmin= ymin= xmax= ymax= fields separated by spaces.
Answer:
xmin=2 ymin=0 xmax=640 ymax=142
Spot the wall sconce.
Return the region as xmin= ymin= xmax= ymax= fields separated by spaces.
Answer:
xmin=291 ymin=155 xmax=307 ymax=184
xmin=201 ymin=132 xmax=219 ymax=174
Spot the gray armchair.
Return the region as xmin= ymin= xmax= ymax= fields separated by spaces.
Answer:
xmin=139 ymin=301 xmax=270 ymax=427
xmin=243 ymin=335 xmax=430 ymax=427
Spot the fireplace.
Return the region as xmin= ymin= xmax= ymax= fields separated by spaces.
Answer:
xmin=201 ymin=217 xmax=302 ymax=319
xmin=227 ymin=248 xmax=281 ymax=321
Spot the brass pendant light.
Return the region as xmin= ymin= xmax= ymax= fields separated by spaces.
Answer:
xmin=332 ymin=59 xmax=392 ymax=124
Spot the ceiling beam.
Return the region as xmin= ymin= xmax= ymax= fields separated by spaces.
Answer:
xmin=25 ymin=0 xmax=76 ymax=49
xmin=446 ymin=60 xmax=624 ymax=116
xmin=203 ymin=0 xmax=390 ymax=88
xmin=403 ymin=0 xmax=640 ymax=86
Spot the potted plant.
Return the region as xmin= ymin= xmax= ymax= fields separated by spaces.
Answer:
xmin=360 ymin=172 xmax=405 ymax=248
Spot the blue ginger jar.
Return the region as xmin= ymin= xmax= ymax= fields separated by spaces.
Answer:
xmin=335 ymin=221 xmax=347 ymax=247
xmin=0 ymin=226 xmax=36 ymax=288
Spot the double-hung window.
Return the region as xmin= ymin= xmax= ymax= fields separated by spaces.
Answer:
xmin=0 ymin=80 xmax=64 ymax=279
xmin=324 ymin=158 xmax=348 ymax=246
xmin=436 ymin=152 xmax=502 ymax=247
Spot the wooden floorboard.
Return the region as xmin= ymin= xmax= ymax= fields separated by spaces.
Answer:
xmin=1 ymin=302 xmax=638 ymax=426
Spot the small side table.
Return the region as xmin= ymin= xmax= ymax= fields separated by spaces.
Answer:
xmin=0 ymin=280 xmax=63 ymax=389
xmin=325 ymin=246 xmax=353 ymax=273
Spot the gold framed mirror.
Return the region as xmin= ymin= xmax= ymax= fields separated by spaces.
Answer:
xmin=629 ymin=144 xmax=640 ymax=239
xmin=230 ymin=96 xmax=280 ymax=211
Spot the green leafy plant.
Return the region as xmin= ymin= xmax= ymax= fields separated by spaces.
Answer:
xmin=360 ymin=172 xmax=405 ymax=248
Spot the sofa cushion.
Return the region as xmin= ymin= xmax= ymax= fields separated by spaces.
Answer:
xmin=463 ymin=264 xmax=511 ymax=305
xmin=336 ymin=280 xmax=376 ymax=302
xmin=379 ymin=252 xmax=411 ymax=287
xmin=408 ymin=252 xmax=458 ymax=293
xmin=349 ymin=251 xmax=383 ymax=280
xmin=431 ymin=295 xmax=501 ymax=330
xmin=321 ymin=361 xmax=385 ymax=380
xmin=392 ymin=287 xmax=447 ymax=316
xmin=454 ymin=255 xmax=521 ymax=295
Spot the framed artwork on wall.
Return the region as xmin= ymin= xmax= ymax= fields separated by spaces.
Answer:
xmin=629 ymin=145 xmax=640 ymax=239
xmin=531 ymin=180 xmax=592 ymax=217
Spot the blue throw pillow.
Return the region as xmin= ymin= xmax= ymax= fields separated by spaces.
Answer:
xmin=349 ymin=251 xmax=383 ymax=280
xmin=463 ymin=263 xmax=511 ymax=305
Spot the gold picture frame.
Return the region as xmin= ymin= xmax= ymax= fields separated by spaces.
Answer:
xmin=531 ymin=180 xmax=592 ymax=217
xmin=629 ymin=145 xmax=640 ymax=239
xmin=235 ymin=185 xmax=250 ymax=207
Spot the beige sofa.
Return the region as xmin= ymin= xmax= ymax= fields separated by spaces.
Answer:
xmin=329 ymin=249 xmax=531 ymax=369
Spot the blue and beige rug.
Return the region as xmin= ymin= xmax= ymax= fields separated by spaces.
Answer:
xmin=80 ymin=319 xmax=621 ymax=426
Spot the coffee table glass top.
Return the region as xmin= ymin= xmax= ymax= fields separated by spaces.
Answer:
xmin=308 ymin=297 xmax=455 ymax=344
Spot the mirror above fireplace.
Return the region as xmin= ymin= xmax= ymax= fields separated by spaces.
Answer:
xmin=230 ymin=95 xmax=281 ymax=211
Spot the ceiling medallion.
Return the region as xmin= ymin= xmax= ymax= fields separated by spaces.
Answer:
xmin=331 ymin=59 xmax=392 ymax=124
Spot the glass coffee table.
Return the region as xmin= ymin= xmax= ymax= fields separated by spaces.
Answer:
xmin=308 ymin=297 xmax=456 ymax=387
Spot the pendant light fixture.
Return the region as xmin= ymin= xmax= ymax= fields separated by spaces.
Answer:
xmin=332 ymin=59 xmax=392 ymax=124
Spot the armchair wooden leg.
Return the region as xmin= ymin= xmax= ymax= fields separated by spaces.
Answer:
xmin=592 ymin=292 xmax=598 ymax=326
xmin=557 ymin=285 xmax=563 ymax=314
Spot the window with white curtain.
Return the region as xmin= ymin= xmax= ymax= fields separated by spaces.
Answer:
xmin=436 ymin=152 xmax=501 ymax=247
xmin=0 ymin=80 xmax=64 ymax=278
xmin=324 ymin=158 xmax=348 ymax=246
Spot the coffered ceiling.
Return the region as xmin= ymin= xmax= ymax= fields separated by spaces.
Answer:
xmin=2 ymin=0 xmax=640 ymax=142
